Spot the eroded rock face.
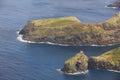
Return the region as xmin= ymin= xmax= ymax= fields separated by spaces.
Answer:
xmin=61 ymin=47 xmax=120 ymax=74
xmin=107 ymin=0 xmax=120 ymax=8
xmin=89 ymin=47 xmax=120 ymax=71
xmin=61 ymin=51 xmax=88 ymax=73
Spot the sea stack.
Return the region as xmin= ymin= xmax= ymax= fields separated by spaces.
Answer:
xmin=89 ymin=47 xmax=120 ymax=72
xmin=107 ymin=0 xmax=120 ymax=8
xmin=61 ymin=51 xmax=88 ymax=74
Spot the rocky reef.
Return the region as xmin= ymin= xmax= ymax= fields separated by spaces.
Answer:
xmin=89 ymin=47 xmax=120 ymax=71
xmin=61 ymin=51 xmax=88 ymax=74
xmin=107 ymin=0 xmax=120 ymax=8
xmin=19 ymin=12 xmax=120 ymax=46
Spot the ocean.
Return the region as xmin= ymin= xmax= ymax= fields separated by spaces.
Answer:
xmin=0 ymin=0 xmax=120 ymax=80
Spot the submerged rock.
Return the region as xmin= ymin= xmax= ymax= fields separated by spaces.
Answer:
xmin=19 ymin=12 xmax=120 ymax=46
xmin=61 ymin=51 xmax=88 ymax=74
xmin=89 ymin=47 xmax=120 ymax=71
xmin=107 ymin=0 xmax=120 ymax=8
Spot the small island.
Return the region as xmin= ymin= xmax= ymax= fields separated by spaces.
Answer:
xmin=19 ymin=12 xmax=120 ymax=46
xmin=61 ymin=51 xmax=88 ymax=74
xmin=61 ymin=47 xmax=120 ymax=74
xmin=107 ymin=0 xmax=120 ymax=8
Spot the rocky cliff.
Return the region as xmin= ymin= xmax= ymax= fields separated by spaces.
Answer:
xmin=61 ymin=51 xmax=88 ymax=74
xmin=19 ymin=12 xmax=120 ymax=46
xmin=107 ymin=0 xmax=120 ymax=8
xmin=89 ymin=47 xmax=120 ymax=71
xmin=61 ymin=47 xmax=120 ymax=74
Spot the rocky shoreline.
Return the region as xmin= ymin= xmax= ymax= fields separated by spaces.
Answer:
xmin=89 ymin=47 xmax=120 ymax=72
xmin=18 ymin=33 xmax=120 ymax=47
xmin=61 ymin=47 xmax=120 ymax=74
xmin=107 ymin=0 xmax=120 ymax=8
xmin=19 ymin=12 xmax=120 ymax=46
xmin=57 ymin=69 xmax=89 ymax=75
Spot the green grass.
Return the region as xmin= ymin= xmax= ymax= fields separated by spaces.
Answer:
xmin=95 ymin=47 xmax=120 ymax=65
xmin=65 ymin=51 xmax=85 ymax=64
xmin=31 ymin=16 xmax=80 ymax=27
xmin=104 ymin=12 xmax=120 ymax=27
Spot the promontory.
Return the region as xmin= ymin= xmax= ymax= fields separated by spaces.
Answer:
xmin=89 ymin=47 xmax=120 ymax=72
xmin=19 ymin=12 xmax=120 ymax=46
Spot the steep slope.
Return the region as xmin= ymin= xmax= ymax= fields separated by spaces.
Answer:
xmin=61 ymin=51 xmax=88 ymax=74
xmin=89 ymin=47 xmax=120 ymax=71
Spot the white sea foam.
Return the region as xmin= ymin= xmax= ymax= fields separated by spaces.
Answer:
xmin=92 ymin=68 xmax=120 ymax=73
xmin=17 ymin=31 xmax=69 ymax=46
xmin=17 ymin=35 xmax=36 ymax=43
xmin=108 ymin=69 xmax=120 ymax=73
xmin=57 ymin=69 xmax=89 ymax=75
xmin=91 ymin=44 xmax=105 ymax=47
xmin=91 ymin=44 xmax=115 ymax=47
xmin=17 ymin=30 xmax=118 ymax=46
xmin=105 ymin=5 xmax=118 ymax=9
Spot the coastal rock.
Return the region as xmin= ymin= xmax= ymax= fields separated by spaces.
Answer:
xmin=89 ymin=47 xmax=120 ymax=71
xmin=107 ymin=0 xmax=120 ymax=8
xmin=61 ymin=51 xmax=88 ymax=74
xmin=19 ymin=12 xmax=120 ymax=46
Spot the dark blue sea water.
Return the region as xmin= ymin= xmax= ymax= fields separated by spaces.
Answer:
xmin=0 ymin=0 xmax=120 ymax=80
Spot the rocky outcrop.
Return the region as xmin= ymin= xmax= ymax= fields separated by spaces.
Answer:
xmin=19 ymin=12 xmax=120 ymax=46
xmin=89 ymin=47 xmax=120 ymax=71
xmin=61 ymin=47 xmax=120 ymax=74
xmin=107 ymin=0 xmax=120 ymax=8
xmin=61 ymin=51 xmax=88 ymax=74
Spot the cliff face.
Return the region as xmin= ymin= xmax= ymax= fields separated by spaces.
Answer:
xmin=61 ymin=51 xmax=88 ymax=73
xmin=19 ymin=12 xmax=120 ymax=46
xmin=89 ymin=47 xmax=120 ymax=71
xmin=107 ymin=0 xmax=120 ymax=8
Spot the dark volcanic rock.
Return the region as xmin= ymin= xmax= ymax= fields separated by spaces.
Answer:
xmin=61 ymin=51 xmax=88 ymax=73
xmin=107 ymin=0 xmax=120 ymax=8
xmin=89 ymin=47 xmax=120 ymax=71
